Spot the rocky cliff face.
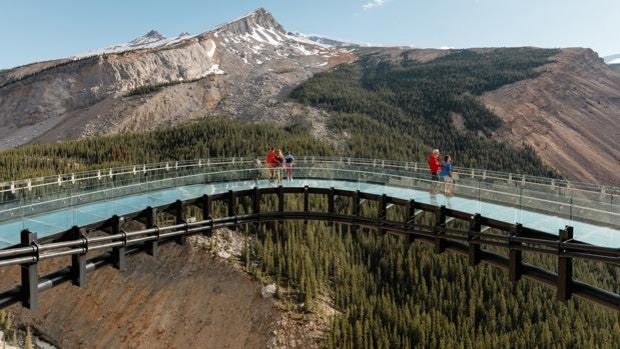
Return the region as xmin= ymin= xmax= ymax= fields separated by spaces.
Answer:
xmin=481 ymin=48 xmax=620 ymax=185
xmin=0 ymin=8 xmax=355 ymax=147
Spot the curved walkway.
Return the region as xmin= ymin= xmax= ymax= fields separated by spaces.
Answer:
xmin=0 ymin=159 xmax=618 ymax=311
xmin=0 ymin=178 xmax=617 ymax=248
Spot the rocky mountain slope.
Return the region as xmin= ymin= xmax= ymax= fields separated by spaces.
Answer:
xmin=0 ymin=8 xmax=354 ymax=147
xmin=2 ymin=238 xmax=329 ymax=349
xmin=482 ymin=48 xmax=620 ymax=185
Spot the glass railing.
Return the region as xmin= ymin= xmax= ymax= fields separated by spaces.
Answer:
xmin=0 ymin=158 xmax=617 ymax=237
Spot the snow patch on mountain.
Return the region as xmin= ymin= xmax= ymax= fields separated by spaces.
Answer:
xmin=202 ymin=64 xmax=224 ymax=76
xmin=73 ymin=31 xmax=195 ymax=58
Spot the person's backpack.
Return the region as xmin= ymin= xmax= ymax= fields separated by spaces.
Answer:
xmin=285 ymin=155 xmax=294 ymax=164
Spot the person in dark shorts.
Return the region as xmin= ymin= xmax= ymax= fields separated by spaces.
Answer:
xmin=439 ymin=155 xmax=454 ymax=196
xmin=428 ymin=149 xmax=441 ymax=194
xmin=284 ymin=152 xmax=295 ymax=180
xmin=253 ymin=156 xmax=262 ymax=182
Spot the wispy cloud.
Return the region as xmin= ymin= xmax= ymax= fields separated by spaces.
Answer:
xmin=362 ymin=0 xmax=386 ymax=11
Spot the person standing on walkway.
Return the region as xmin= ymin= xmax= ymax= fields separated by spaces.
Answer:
xmin=439 ymin=155 xmax=454 ymax=196
xmin=253 ymin=156 xmax=262 ymax=182
xmin=266 ymin=148 xmax=277 ymax=182
xmin=428 ymin=149 xmax=441 ymax=194
xmin=275 ymin=149 xmax=284 ymax=182
xmin=284 ymin=152 xmax=295 ymax=181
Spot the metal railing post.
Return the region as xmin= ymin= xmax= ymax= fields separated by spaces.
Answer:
xmin=145 ymin=207 xmax=158 ymax=257
xmin=71 ymin=226 xmax=88 ymax=285
xmin=111 ymin=215 xmax=126 ymax=271
xmin=175 ymin=200 xmax=187 ymax=245
xmin=509 ymin=224 xmax=523 ymax=283
xmin=558 ymin=226 xmax=574 ymax=302
xmin=20 ymin=229 xmax=38 ymax=310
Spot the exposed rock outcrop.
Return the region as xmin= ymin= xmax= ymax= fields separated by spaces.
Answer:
xmin=0 ymin=8 xmax=355 ymax=148
xmin=482 ymin=48 xmax=620 ymax=185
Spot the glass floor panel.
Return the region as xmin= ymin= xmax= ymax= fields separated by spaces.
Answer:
xmin=0 ymin=179 xmax=617 ymax=248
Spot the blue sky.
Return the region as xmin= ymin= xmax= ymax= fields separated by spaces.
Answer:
xmin=1 ymin=0 xmax=618 ymax=69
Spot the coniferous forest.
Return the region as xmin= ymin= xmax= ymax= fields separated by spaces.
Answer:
xmin=290 ymin=48 xmax=559 ymax=176
xmin=0 ymin=48 xmax=618 ymax=348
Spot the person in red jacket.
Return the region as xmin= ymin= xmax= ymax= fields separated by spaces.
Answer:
xmin=428 ymin=149 xmax=441 ymax=194
xmin=266 ymin=148 xmax=277 ymax=182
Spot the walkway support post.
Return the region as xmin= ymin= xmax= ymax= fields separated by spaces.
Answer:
xmin=145 ymin=207 xmax=158 ymax=257
xmin=202 ymin=194 xmax=213 ymax=236
xmin=111 ymin=215 xmax=126 ymax=271
xmin=278 ymin=186 xmax=285 ymax=213
xmin=558 ymin=226 xmax=574 ymax=302
xmin=303 ymin=186 xmax=309 ymax=226
xmin=352 ymin=190 xmax=361 ymax=233
xmin=228 ymin=190 xmax=237 ymax=231
xmin=278 ymin=186 xmax=284 ymax=232
xmin=405 ymin=199 xmax=416 ymax=243
xmin=379 ymin=194 xmax=388 ymax=236
xmin=328 ymin=188 xmax=335 ymax=214
xmin=509 ymin=224 xmax=523 ymax=283
xmin=468 ymin=214 xmax=482 ymax=266
xmin=175 ymin=200 xmax=187 ymax=245
xmin=20 ymin=230 xmax=38 ymax=310
xmin=71 ymin=226 xmax=88 ymax=285
xmin=434 ymin=206 xmax=446 ymax=253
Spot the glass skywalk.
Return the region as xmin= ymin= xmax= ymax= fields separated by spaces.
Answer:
xmin=0 ymin=178 xmax=617 ymax=248
xmin=0 ymin=158 xmax=617 ymax=248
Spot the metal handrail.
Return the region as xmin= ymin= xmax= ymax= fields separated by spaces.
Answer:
xmin=1 ymin=186 xmax=618 ymax=311
xmin=1 ymin=157 xmax=617 ymax=195
xmin=3 ymin=166 xmax=616 ymax=217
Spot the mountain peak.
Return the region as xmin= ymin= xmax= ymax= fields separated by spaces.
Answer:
xmin=144 ymin=30 xmax=165 ymax=39
xmin=127 ymin=30 xmax=166 ymax=48
xmin=211 ymin=8 xmax=285 ymax=36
